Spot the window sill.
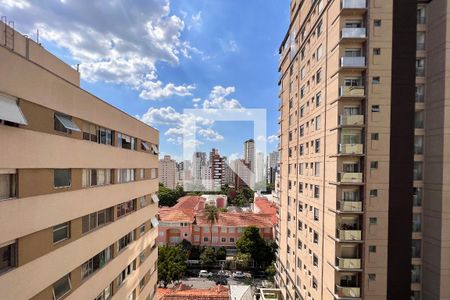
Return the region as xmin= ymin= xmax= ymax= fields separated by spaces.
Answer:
xmin=53 ymin=237 xmax=70 ymax=245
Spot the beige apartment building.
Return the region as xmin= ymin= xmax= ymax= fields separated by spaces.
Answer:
xmin=159 ymin=155 xmax=177 ymax=189
xmin=0 ymin=23 xmax=160 ymax=300
xmin=276 ymin=0 xmax=449 ymax=300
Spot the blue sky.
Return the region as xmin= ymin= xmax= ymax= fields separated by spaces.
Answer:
xmin=1 ymin=0 xmax=289 ymax=161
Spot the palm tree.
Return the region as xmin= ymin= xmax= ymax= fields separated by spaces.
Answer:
xmin=204 ymin=205 xmax=219 ymax=247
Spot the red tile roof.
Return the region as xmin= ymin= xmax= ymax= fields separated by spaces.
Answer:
xmin=159 ymin=208 xmax=195 ymax=222
xmin=196 ymin=212 xmax=273 ymax=228
xmin=158 ymin=284 xmax=229 ymax=300
xmin=173 ymin=196 xmax=205 ymax=210
xmin=254 ymin=197 xmax=277 ymax=225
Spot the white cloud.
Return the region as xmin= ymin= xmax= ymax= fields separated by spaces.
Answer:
xmin=192 ymin=97 xmax=201 ymax=103
xmin=268 ymin=135 xmax=278 ymax=143
xmin=4 ymin=0 xmax=197 ymax=100
xmin=203 ymin=85 xmax=243 ymax=109
xmin=198 ymin=128 xmax=224 ymax=141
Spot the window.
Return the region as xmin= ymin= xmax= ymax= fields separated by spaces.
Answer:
xmin=414 ymin=162 xmax=423 ymax=180
xmin=313 ymin=208 xmax=319 ymax=221
xmin=315 ymin=92 xmax=321 ymax=107
xmin=117 ymin=199 xmax=137 ymax=218
xmin=0 ymin=241 xmax=16 ymax=273
xmin=368 ymin=274 xmax=377 ymax=281
xmin=230 ymin=237 xmax=235 ymax=243
xmin=221 ymin=237 xmax=226 ymax=243
xmin=118 ymin=260 xmax=136 ymax=286
xmin=371 ymin=133 xmax=379 ymax=140
xmin=53 ymin=274 xmax=71 ymax=300
xmin=372 ymin=77 xmax=381 ymax=84
xmin=300 ymin=105 xmax=305 ymax=117
xmin=369 ymin=217 xmax=378 ymax=225
xmin=316 ymin=45 xmax=323 ymax=60
xmin=54 ymin=113 xmax=80 ymax=133
xmin=299 ymin=144 xmax=304 ymax=155
xmin=413 ymin=187 xmax=423 ymax=206
xmin=314 ymin=186 xmax=320 ymax=198
xmin=371 ymin=105 xmax=380 ymax=112
xmin=415 ymin=111 xmax=424 ymax=129
xmin=54 ymin=169 xmax=71 ymax=188
xmin=118 ymin=231 xmax=135 ymax=251
xmin=315 ymin=139 xmax=321 ymax=153
xmin=203 ymin=237 xmax=209 ymax=242
xmin=82 ymin=169 xmax=112 ymax=188
xmin=373 ymin=48 xmax=381 ymax=55
xmin=412 ymin=213 xmax=422 ymax=232
xmin=370 ymin=161 xmax=379 ymax=169
xmin=82 ymin=208 xmax=113 ymax=234
xmin=139 ymin=223 xmax=146 ymax=235
xmin=315 ymin=115 xmax=321 ymax=130
xmin=95 ymin=283 xmax=112 ymax=300
xmin=412 ymin=239 xmax=422 ymax=258
xmin=374 ymin=19 xmax=382 ymax=27
xmin=416 ymin=85 xmax=425 ymax=103
xmin=117 ymin=133 xmax=136 ymax=150
xmin=370 ymin=189 xmax=378 ymax=197
xmin=53 ymin=222 xmax=70 ymax=243
xmin=140 ymin=250 xmax=146 ymax=263
xmin=369 ymin=245 xmax=377 ymax=253
xmin=316 ymin=69 xmax=322 ymax=83
xmin=313 ymin=254 xmax=318 ymax=267
xmin=151 ymin=168 xmax=158 ymax=179
xmin=411 ymin=265 xmax=421 ymax=283
xmin=81 ymin=246 xmax=113 ymax=279
xmin=313 ymin=231 xmax=319 ymax=244
xmin=416 ymin=58 xmax=425 ymax=76
xmin=0 ymin=169 xmax=16 ymax=200
xmin=314 ymin=162 xmax=320 ymax=176
xmin=139 ymin=277 xmax=145 ymax=290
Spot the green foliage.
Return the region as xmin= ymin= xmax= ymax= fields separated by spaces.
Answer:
xmin=216 ymin=246 xmax=227 ymax=260
xmin=158 ymin=245 xmax=188 ymax=287
xmin=189 ymin=246 xmax=201 ymax=260
xmin=218 ymin=207 xmax=228 ymax=213
xmin=179 ymin=239 xmax=192 ymax=253
xmin=265 ymin=263 xmax=276 ymax=282
xmin=200 ymin=247 xmax=217 ymax=267
xmin=235 ymin=252 xmax=251 ymax=269
xmin=158 ymin=183 xmax=186 ymax=207
xmin=236 ymin=226 xmax=276 ymax=267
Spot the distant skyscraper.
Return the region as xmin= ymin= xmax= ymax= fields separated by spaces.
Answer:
xmin=243 ymin=139 xmax=255 ymax=172
xmin=159 ymin=155 xmax=176 ymax=189
xmin=255 ymin=152 xmax=265 ymax=184
xmin=192 ymin=152 xmax=206 ymax=181
xmin=267 ymin=151 xmax=279 ymax=185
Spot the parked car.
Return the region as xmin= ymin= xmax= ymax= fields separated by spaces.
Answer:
xmin=232 ymin=271 xmax=246 ymax=279
xmin=199 ymin=270 xmax=213 ymax=277
xmin=217 ymin=270 xmax=229 ymax=277
xmin=215 ymin=277 xmax=228 ymax=285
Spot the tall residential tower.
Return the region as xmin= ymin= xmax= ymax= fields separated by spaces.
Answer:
xmin=276 ymin=0 xmax=449 ymax=299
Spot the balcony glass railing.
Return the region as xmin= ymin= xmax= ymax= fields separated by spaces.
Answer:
xmin=342 ymin=0 xmax=366 ymax=9
xmin=339 ymin=144 xmax=363 ymax=155
xmin=338 ymin=229 xmax=362 ymax=241
xmin=339 ymin=114 xmax=364 ymax=126
xmin=338 ymin=172 xmax=363 ymax=183
xmin=415 ymin=93 xmax=424 ymax=103
xmin=341 ymin=56 xmax=366 ymax=68
xmin=336 ymin=285 xmax=361 ymax=298
xmin=341 ymin=28 xmax=366 ymax=39
xmin=337 ymin=257 xmax=361 ymax=269
xmin=339 ymin=86 xmax=365 ymax=97
xmin=338 ymin=201 xmax=362 ymax=212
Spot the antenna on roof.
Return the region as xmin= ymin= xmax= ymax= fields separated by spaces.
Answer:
xmin=36 ymin=28 xmax=40 ymax=45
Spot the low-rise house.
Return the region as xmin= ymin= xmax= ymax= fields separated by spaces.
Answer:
xmin=158 ymin=284 xmax=229 ymax=300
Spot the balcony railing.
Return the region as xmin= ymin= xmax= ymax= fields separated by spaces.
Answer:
xmin=337 ymin=257 xmax=362 ymax=269
xmin=415 ymin=93 xmax=424 ymax=103
xmin=417 ymin=16 xmax=426 ymax=24
xmin=338 ymin=229 xmax=362 ymax=241
xmin=341 ymin=56 xmax=366 ymax=68
xmin=338 ymin=172 xmax=363 ymax=183
xmin=341 ymin=28 xmax=366 ymax=39
xmin=339 ymin=114 xmax=364 ymax=126
xmin=339 ymin=86 xmax=365 ymax=97
xmin=342 ymin=0 xmax=366 ymax=9
xmin=336 ymin=286 xmax=361 ymax=298
xmin=338 ymin=201 xmax=363 ymax=212
xmin=339 ymin=144 xmax=363 ymax=155
xmin=416 ymin=67 xmax=425 ymax=77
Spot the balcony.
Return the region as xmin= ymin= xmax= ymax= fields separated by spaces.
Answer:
xmin=337 ymin=257 xmax=361 ymax=269
xmin=417 ymin=16 xmax=426 ymax=25
xmin=339 ymin=86 xmax=365 ymax=98
xmin=336 ymin=286 xmax=361 ymax=298
xmin=338 ymin=172 xmax=363 ymax=183
xmin=338 ymin=230 xmax=362 ymax=241
xmin=338 ymin=201 xmax=363 ymax=212
xmin=339 ymin=115 xmax=364 ymax=126
xmin=340 ymin=57 xmax=366 ymax=68
xmin=341 ymin=0 xmax=366 ymax=10
xmin=416 ymin=67 xmax=425 ymax=77
xmin=339 ymin=144 xmax=363 ymax=155
xmin=341 ymin=28 xmax=366 ymax=39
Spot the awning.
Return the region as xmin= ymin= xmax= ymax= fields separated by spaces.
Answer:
xmin=55 ymin=113 xmax=81 ymax=132
xmin=151 ymin=144 xmax=159 ymax=154
xmin=151 ymin=216 xmax=159 ymax=228
xmin=0 ymin=95 xmax=28 ymax=125
xmin=141 ymin=141 xmax=150 ymax=151
xmin=151 ymin=193 xmax=159 ymax=203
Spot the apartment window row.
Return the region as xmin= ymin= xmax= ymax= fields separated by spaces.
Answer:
xmin=0 ymin=169 xmax=17 ymax=200
xmin=82 ymin=122 xmax=113 ymax=145
xmin=82 ymin=207 xmax=114 ymax=234
xmin=81 ymin=245 xmax=113 ymax=279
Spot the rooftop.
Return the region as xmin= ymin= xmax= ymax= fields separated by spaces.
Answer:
xmin=158 ymin=284 xmax=229 ymax=300
xmin=254 ymin=197 xmax=277 ymax=225
xmin=196 ymin=212 xmax=274 ymax=228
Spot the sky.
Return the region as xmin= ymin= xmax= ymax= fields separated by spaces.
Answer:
xmin=1 ymin=0 xmax=289 ymax=162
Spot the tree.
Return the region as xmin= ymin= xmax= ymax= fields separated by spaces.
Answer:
xmin=204 ymin=205 xmax=219 ymax=246
xmin=200 ymin=247 xmax=217 ymax=267
xmin=235 ymin=252 xmax=251 ymax=269
xmin=216 ymin=246 xmax=227 ymax=260
xmin=158 ymin=183 xmax=186 ymax=207
xmin=218 ymin=207 xmax=228 ymax=213
xmin=158 ymin=245 xmax=187 ymax=288
xmin=265 ymin=263 xmax=276 ymax=282
xmin=179 ymin=239 xmax=192 ymax=253
xmin=236 ymin=226 xmax=276 ymax=267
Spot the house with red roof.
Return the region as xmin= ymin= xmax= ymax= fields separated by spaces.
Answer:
xmin=158 ymin=284 xmax=229 ymax=300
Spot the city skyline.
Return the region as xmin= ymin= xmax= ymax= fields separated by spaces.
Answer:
xmin=0 ymin=0 xmax=289 ymax=162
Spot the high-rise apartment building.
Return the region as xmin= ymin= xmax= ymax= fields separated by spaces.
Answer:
xmin=192 ymin=152 xmax=207 ymax=181
xmin=268 ymin=151 xmax=280 ymax=185
xmin=159 ymin=155 xmax=177 ymax=189
xmin=276 ymin=1 xmax=449 ymax=300
xmin=244 ymin=139 xmax=255 ymax=172
xmin=0 ymin=23 xmax=159 ymax=300
xmin=210 ymin=148 xmax=224 ymax=190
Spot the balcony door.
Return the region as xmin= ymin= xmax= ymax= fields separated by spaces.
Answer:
xmin=343 ymin=78 xmax=362 ymax=87
xmin=341 ymin=129 xmax=362 ymax=144
xmin=343 ymin=162 xmax=360 ymax=173
xmin=345 ymin=20 xmax=363 ymax=28
xmin=344 ymin=49 xmax=362 ymax=57
xmin=343 ymin=106 xmax=361 ymax=116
